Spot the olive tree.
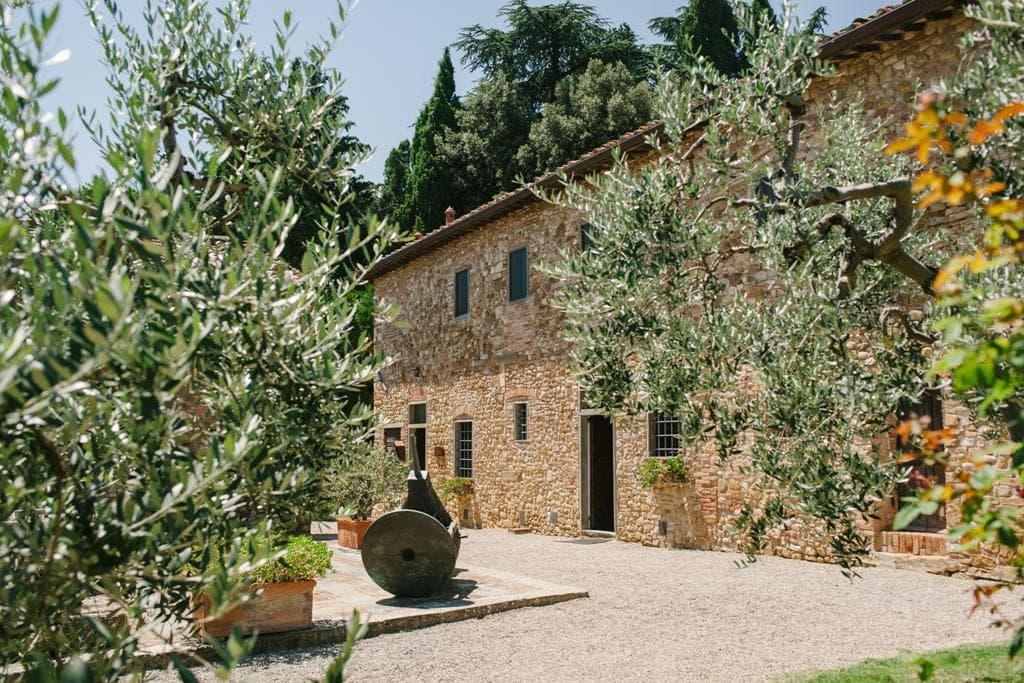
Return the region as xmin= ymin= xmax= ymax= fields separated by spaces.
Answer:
xmin=1 ymin=1 xmax=392 ymax=678
xmin=545 ymin=1 xmax=1013 ymax=568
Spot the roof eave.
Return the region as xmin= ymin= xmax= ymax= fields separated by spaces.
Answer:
xmin=818 ymin=0 xmax=958 ymax=60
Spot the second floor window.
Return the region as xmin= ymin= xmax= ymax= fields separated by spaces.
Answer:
xmin=509 ymin=246 xmax=528 ymax=301
xmin=454 ymin=268 xmax=469 ymax=318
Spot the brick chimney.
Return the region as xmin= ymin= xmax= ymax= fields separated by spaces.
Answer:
xmin=445 ymin=206 xmax=456 ymax=226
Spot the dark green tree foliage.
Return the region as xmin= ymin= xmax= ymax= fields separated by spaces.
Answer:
xmin=426 ymin=1 xmax=653 ymax=212
xmin=804 ymin=6 xmax=830 ymax=35
xmin=650 ymin=0 xmax=743 ymax=75
xmin=438 ymin=72 xmax=535 ymax=212
xmin=745 ymin=0 xmax=779 ymax=46
xmin=378 ymin=139 xmax=411 ymax=222
xmin=516 ymin=59 xmax=653 ymax=179
xmin=455 ymin=0 xmax=650 ymax=113
xmin=399 ymin=48 xmax=461 ymax=233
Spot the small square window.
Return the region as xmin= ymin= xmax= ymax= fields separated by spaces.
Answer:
xmin=455 ymin=421 xmax=473 ymax=478
xmin=409 ymin=402 xmax=427 ymax=425
xmin=454 ymin=268 xmax=469 ymax=318
xmin=383 ymin=427 xmax=403 ymax=460
xmin=509 ymin=247 xmax=528 ymax=301
xmin=513 ymin=402 xmax=528 ymax=441
xmin=649 ymin=413 xmax=681 ymax=458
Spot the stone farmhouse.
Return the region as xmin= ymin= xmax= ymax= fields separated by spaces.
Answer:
xmin=369 ymin=0 xmax=1011 ymax=571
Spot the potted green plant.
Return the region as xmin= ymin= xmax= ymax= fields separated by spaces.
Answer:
xmin=327 ymin=446 xmax=406 ymax=549
xmin=195 ymin=534 xmax=332 ymax=637
xmin=437 ymin=477 xmax=475 ymax=528
xmin=336 ymin=505 xmax=373 ymax=550
xmin=639 ymin=455 xmax=688 ymax=488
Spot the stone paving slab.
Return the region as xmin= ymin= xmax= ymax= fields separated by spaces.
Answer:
xmin=137 ymin=544 xmax=587 ymax=669
xmin=319 ymin=548 xmax=587 ymax=636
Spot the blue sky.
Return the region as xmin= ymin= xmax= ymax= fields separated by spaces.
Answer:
xmin=45 ymin=0 xmax=886 ymax=184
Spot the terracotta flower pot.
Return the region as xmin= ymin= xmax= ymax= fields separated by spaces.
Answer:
xmin=337 ymin=517 xmax=372 ymax=549
xmin=195 ymin=580 xmax=316 ymax=637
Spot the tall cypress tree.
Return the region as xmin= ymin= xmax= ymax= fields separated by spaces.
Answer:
xmin=378 ymin=139 xmax=410 ymax=224
xmin=399 ymin=48 xmax=461 ymax=233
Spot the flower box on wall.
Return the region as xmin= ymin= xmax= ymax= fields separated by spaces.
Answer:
xmin=639 ymin=456 xmax=688 ymax=489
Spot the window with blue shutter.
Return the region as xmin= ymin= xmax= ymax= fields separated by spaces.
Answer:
xmin=509 ymin=247 xmax=528 ymax=301
xmin=454 ymin=268 xmax=469 ymax=318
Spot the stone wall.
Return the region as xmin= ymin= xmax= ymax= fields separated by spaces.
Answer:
xmin=373 ymin=8 xmax=1021 ymax=570
xmin=375 ymin=202 xmax=587 ymax=535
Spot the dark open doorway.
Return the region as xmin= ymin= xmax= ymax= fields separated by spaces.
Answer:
xmin=583 ymin=415 xmax=615 ymax=532
xmin=896 ymin=391 xmax=946 ymax=532
xmin=410 ymin=427 xmax=427 ymax=471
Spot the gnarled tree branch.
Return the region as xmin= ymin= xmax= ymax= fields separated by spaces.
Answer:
xmin=735 ymin=177 xmax=937 ymax=296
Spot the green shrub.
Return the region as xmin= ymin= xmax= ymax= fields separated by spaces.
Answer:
xmin=250 ymin=535 xmax=333 ymax=585
xmin=324 ymin=446 xmax=407 ymax=519
xmin=639 ymin=456 xmax=688 ymax=488
xmin=437 ymin=477 xmax=474 ymax=500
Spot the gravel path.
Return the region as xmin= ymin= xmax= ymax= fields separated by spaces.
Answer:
xmin=165 ymin=529 xmax=1010 ymax=682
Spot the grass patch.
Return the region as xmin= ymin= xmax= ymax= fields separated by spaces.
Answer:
xmin=783 ymin=643 xmax=1022 ymax=682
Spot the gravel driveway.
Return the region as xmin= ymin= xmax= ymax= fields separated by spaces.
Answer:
xmin=166 ymin=529 xmax=1010 ymax=682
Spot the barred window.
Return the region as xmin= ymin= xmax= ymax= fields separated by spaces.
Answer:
xmin=513 ymin=402 xmax=528 ymax=441
xmin=455 ymin=421 xmax=473 ymax=478
xmin=649 ymin=414 xmax=681 ymax=458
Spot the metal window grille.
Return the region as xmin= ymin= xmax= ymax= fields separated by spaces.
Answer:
xmin=508 ymin=247 xmax=528 ymax=301
xmin=513 ymin=402 xmax=528 ymax=441
xmin=454 ymin=268 xmax=469 ymax=318
xmin=455 ymin=421 xmax=473 ymax=478
xmin=650 ymin=414 xmax=681 ymax=458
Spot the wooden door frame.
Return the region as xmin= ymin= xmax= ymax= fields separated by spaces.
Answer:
xmin=580 ymin=413 xmax=616 ymax=532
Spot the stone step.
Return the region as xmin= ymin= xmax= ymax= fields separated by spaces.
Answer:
xmin=581 ymin=529 xmax=615 ymax=539
xmin=871 ymin=551 xmax=957 ymax=575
